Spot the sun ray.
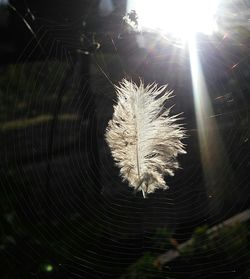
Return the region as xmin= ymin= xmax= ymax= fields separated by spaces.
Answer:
xmin=188 ymin=35 xmax=231 ymax=215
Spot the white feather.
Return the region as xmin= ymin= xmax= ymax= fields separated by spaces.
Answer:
xmin=105 ymin=79 xmax=186 ymax=197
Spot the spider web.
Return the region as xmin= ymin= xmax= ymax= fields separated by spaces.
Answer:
xmin=0 ymin=1 xmax=250 ymax=278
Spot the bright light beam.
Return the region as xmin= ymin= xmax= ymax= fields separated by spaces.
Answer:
xmin=189 ymin=36 xmax=231 ymax=214
xmin=127 ymin=0 xmax=218 ymax=40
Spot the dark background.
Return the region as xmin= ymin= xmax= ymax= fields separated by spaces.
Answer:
xmin=0 ymin=0 xmax=250 ymax=278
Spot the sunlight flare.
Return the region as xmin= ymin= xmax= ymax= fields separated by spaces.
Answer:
xmin=127 ymin=0 xmax=218 ymax=40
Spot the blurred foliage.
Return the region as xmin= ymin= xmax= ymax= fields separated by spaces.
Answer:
xmin=0 ymin=62 xmax=71 ymax=122
xmin=122 ymin=252 xmax=159 ymax=279
xmin=180 ymin=225 xmax=209 ymax=258
xmin=122 ymin=221 xmax=250 ymax=278
xmin=121 ymin=227 xmax=172 ymax=278
xmin=181 ymin=222 xmax=249 ymax=261
xmin=0 ymin=204 xmax=108 ymax=278
xmin=151 ymin=227 xmax=173 ymax=253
